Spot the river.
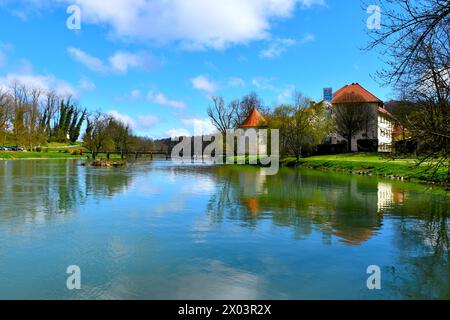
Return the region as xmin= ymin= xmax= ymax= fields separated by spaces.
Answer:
xmin=0 ymin=160 xmax=448 ymax=299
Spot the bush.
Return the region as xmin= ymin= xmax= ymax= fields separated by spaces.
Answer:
xmin=394 ymin=139 xmax=417 ymax=154
xmin=316 ymin=142 xmax=347 ymax=155
xmin=69 ymin=149 xmax=81 ymax=156
xmin=357 ymin=139 xmax=378 ymax=152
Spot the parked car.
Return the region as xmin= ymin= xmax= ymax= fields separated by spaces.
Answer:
xmin=0 ymin=146 xmax=25 ymax=151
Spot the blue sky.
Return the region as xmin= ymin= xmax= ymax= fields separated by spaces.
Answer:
xmin=0 ymin=0 xmax=391 ymax=138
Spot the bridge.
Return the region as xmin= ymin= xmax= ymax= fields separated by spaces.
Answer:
xmin=90 ymin=150 xmax=171 ymax=160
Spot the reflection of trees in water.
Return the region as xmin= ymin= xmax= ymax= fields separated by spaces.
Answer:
xmin=0 ymin=160 xmax=85 ymax=224
xmin=207 ymin=167 xmax=385 ymax=245
xmin=84 ymin=167 xmax=132 ymax=199
xmin=0 ymin=160 xmax=135 ymax=225
xmin=386 ymin=197 xmax=450 ymax=299
xmin=207 ymin=170 xmax=234 ymax=224
xmin=206 ymin=166 xmax=450 ymax=298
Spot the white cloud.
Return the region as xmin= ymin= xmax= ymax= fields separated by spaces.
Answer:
xmin=191 ymin=75 xmax=218 ymax=96
xmin=147 ymin=91 xmax=187 ymax=109
xmin=182 ymin=118 xmax=217 ymax=135
xmin=130 ymin=89 xmax=141 ymax=100
xmin=259 ymin=33 xmax=314 ymax=59
xmin=78 ymin=77 xmax=96 ymax=91
xmin=108 ymin=110 xmax=160 ymax=132
xmin=22 ymin=0 xmax=324 ymax=50
xmin=165 ymin=128 xmax=191 ymax=139
xmin=137 ymin=114 xmax=160 ymax=130
xmin=0 ymin=72 xmax=77 ymax=97
xmin=108 ymin=110 xmax=136 ymax=128
xmin=299 ymin=33 xmax=315 ymax=44
xmin=67 ymin=47 xmax=108 ymax=73
xmin=228 ymin=77 xmax=246 ymax=88
xmin=109 ymin=51 xmax=158 ymax=73
xmin=252 ymin=77 xmax=294 ymax=103
xmin=252 ymin=77 xmax=277 ymax=91
xmin=260 ymin=38 xmax=296 ymax=59
xmin=67 ymin=47 xmax=158 ymax=74
xmin=164 ymin=118 xmax=216 ymax=140
xmin=277 ymin=85 xmax=295 ymax=102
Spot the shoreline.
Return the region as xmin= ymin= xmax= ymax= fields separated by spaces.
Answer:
xmin=2 ymin=153 xmax=449 ymax=190
xmin=294 ymin=156 xmax=449 ymax=189
xmin=230 ymin=154 xmax=449 ymax=189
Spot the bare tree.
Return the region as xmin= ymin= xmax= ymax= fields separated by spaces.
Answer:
xmin=109 ymin=118 xmax=133 ymax=155
xmin=366 ymin=0 xmax=450 ymax=177
xmin=332 ymin=103 xmax=375 ymax=152
xmin=235 ymin=92 xmax=270 ymax=128
xmin=207 ymin=96 xmax=239 ymax=135
xmin=40 ymin=91 xmax=59 ymax=137
xmin=83 ymin=112 xmax=113 ymax=159
xmin=9 ymin=84 xmax=46 ymax=149
xmin=0 ymin=89 xmax=13 ymax=146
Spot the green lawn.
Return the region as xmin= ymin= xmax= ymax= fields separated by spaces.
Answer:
xmin=295 ymin=153 xmax=448 ymax=184
xmin=0 ymin=151 xmax=84 ymax=159
xmin=0 ymin=151 xmax=154 ymax=160
xmin=230 ymin=153 xmax=448 ymax=184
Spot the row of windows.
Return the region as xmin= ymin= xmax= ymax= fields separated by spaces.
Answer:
xmin=379 ymin=144 xmax=392 ymax=153
xmin=379 ymin=116 xmax=392 ymax=125
xmin=379 ymin=128 xmax=392 ymax=138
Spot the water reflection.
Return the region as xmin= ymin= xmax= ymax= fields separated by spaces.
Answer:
xmin=0 ymin=160 xmax=136 ymax=227
xmin=0 ymin=160 xmax=448 ymax=299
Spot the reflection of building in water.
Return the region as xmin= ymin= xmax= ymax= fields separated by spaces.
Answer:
xmin=378 ymin=182 xmax=394 ymax=211
xmin=377 ymin=181 xmax=405 ymax=212
xmin=331 ymin=181 xmax=407 ymax=246
xmin=326 ymin=179 xmax=384 ymax=246
xmin=243 ymin=198 xmax=260 ymax=216
xmin=238 ymin=171 xmax=267 ymax=216
xmin=211 ymin=167 xmax=412 ymax=246
xmin=332 ymin=228 xmax=378 ymax=246
xmin=239 ymin=108 xmax=268 ymax=156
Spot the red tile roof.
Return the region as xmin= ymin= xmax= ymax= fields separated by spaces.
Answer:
xmin=332 ymin=83 xmax=382 ymax=104
xmin=377 ymin=106 xmax=393 ymax=117
xmin=240 ymin=108 xmax=267 ymax=128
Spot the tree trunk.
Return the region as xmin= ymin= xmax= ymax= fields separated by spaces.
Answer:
xmin=347 ymin=135 xmax=352 ymax=153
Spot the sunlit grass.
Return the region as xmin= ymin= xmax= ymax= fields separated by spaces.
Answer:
xmin=0 ymin=151 xmax=83 ymax=159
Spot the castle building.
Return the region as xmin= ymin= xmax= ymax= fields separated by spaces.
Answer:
xmin=328 ymin=83 xmax=394 ymax=153
xmin=239 ymin=108 xmax=268 ymax=155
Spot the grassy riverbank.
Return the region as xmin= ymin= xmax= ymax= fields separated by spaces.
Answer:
xmin=0 ymin=151 xmax=155 ymax=160
xmin=233 ymin=153 xmax=449 ymax=185
xmin=0 ymin=151 xmax=84 ymax=160
xmin=290 ymin=154 xmax=448 ymax=185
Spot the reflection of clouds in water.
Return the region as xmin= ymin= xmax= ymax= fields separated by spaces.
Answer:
xmin=79 ymin=260 xmax=262 ymax=300
xmin=108 ymin=237 xmax=131 ymax=261
xmin=129 ymin=179 xmax=160 ymax=196
xmin=181 ymin=176 xmax=216 ymax=195
xmin=190 ymin=224 xmax=211 ymax=244
xmin=175 ymin=260 xmax=261 ymax=300
xmin=153 ymin=198 xmax=186 ymax=215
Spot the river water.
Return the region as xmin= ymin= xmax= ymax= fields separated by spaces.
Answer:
xmin=0 ymin=160 xmax=448 ymax=299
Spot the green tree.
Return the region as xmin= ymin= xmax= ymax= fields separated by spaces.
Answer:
xmin=271 ymin=93 xmax=332 ymax=160
xmin=83 ymin=112 xmax=113 ymax=159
